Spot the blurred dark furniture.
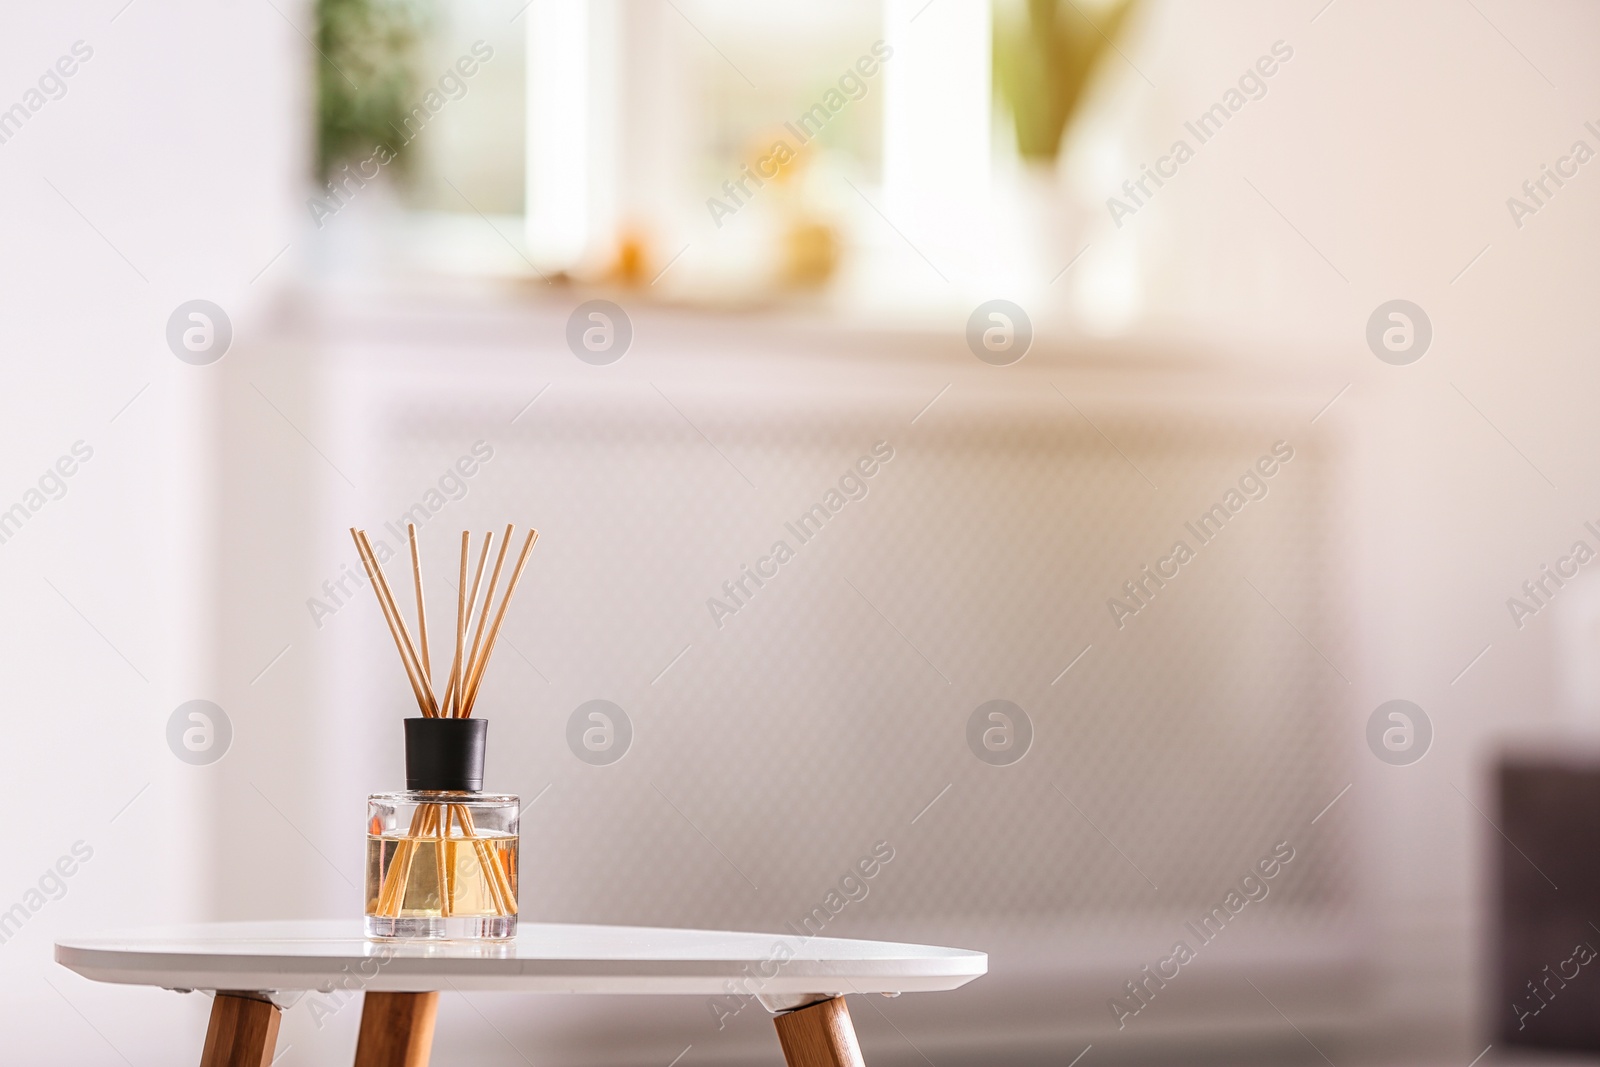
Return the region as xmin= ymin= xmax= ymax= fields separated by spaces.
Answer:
xmin=1498 ymin=756 xmax=1600 ymax=1049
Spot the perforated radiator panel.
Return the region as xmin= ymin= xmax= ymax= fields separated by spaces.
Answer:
xmin=349 ymin=380 xmax=1353 ymax=939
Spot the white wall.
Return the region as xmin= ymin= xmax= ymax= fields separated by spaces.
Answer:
xmin=1072 ymin=0 xmax=1600 ymax=1043
xmin=6 ymin=0 xmax=1600 ymax=1064
xmin=0 ymin=0 xmax=301 ymax=1062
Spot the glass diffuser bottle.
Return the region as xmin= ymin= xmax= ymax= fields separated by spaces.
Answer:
xmin=349 ymin=522 xmax=538 ymax=942
xmin=366 ymin=717 xmax=519 ymax=940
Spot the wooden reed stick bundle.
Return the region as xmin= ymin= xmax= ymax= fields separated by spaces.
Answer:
xmin=462 ymin=526 xmax=512 ymax=704
xmin=352 ymin=534 xmax=434 ymax=718
xmin=353 ymin=524 xmax=535 ymax=921
xmin=459 ymin=530 xmax=534 ymax=716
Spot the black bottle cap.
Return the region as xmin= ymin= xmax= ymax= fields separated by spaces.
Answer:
xmin=404 ymin=717 xmax=487 ymax=792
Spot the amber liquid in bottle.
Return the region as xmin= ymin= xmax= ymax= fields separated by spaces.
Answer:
xmin=364 ymin=793 xmax=519 ymax=940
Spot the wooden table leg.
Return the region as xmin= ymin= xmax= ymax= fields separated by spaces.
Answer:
xmin=199 ymin=992 xmax=281 ymax=1067
xmin=773 ymin=996 xmax=866 ymax=1067
xmin=354 ymin=991 xmax=440 ymax=1067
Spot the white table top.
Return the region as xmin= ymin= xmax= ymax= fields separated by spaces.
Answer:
xmin=55 ymin=921 xmax=986 ymax=999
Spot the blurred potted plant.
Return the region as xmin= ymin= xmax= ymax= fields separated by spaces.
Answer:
xmin=992 ymin=0 xmax=1137 ymax=289
xmin=314 ymin=0 xmax=427 ymax=183
xmin=993 ymin=0 xmax=1137 ymax=162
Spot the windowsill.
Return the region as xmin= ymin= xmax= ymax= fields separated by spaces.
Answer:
xmin=284 ymin=201 xmax=1346 ymax=381
xmin=299 ymin=172 xmax=1106 ymax=329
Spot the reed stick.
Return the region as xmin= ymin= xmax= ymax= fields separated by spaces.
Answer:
xmin=440 ymin=656 xmax=460 ymax=721
xmin=357 ymin=530 xmax=439 ymax=716
xmin=379 ymin=803 xmax=432 ymax=916
xmin=446 ymin=532 xmax=469 ymax=718
xmin=454 ymin=803 xmax=515 ymax=914
xmin=492 ymin=847 xmax=518 ymax=914
xmin=377 ymin=815 xmax=403 ymax=914
xmin=351 ymin=529 xmax=432 ymax=717
xmin=441 ymin=805 xmax=456 ymax=916
xmin=475 ymin=838 xmax=514 ymax=915
xmin=433 ymin=803 xmax=447 ymax=915
xmin=455 ymin=533 xmax=494 ymax=716
xmin=407 ymin=524 xmax=431 ymax=683
xmin=354 ymin=530 xmax=432 ymax=717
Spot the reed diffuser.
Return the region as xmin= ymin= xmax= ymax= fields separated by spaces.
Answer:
xmin=352 ymin=523 xmax=537 ymax=941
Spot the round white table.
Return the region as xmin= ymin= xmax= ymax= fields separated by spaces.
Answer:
xmin=56 ymin=920 xmax=986 ymax=1067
